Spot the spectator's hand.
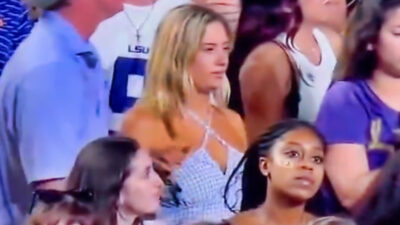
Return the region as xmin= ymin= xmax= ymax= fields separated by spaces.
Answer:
xmin=151 ymin=147 xmax=190 ymax=207
xmin=151 ymin=146 xmax=190 ymax=183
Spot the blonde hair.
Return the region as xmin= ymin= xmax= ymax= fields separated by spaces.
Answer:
xmin=141 ymin=4 xmax=232 ymax=137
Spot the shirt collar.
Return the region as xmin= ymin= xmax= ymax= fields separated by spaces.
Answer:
xmin=40 ymin=11 xmax=96 ymax=55
xmin=40 ymin=11 xmax=99 ymax=68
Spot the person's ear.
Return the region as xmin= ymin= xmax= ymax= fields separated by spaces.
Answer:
xmin=259 ymin=156 xmax=271 ymax=178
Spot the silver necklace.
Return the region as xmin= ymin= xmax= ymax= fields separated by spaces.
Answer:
xmin=123 ymin=1 xmax=156 ymax=44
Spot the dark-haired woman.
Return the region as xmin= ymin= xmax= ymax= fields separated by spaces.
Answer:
xmin=229 ymin=0 xmax=345 ymax=143
xmin=356 ymin=151 xmax=400 ymax=225
xmin=65 ymin=137 xmax=164 ymax=225
xmin=316 ymin=0 xmax=400 ymax=213
xmin=227 ymin=120 xmax=327 ymax=225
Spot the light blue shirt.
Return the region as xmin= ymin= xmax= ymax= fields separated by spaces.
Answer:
xmin=0 ymin=12 xmax=109 ymax=225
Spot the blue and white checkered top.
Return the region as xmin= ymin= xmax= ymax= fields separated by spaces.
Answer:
xmin=159 ymin=110 xmax=243 ymax=225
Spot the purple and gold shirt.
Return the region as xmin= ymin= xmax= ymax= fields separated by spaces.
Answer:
xmin=316 ymin=79 xmax=400 ymax=170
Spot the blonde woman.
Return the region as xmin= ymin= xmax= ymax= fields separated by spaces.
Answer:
xmin=121 ymin=4 xmax=247 ymax=225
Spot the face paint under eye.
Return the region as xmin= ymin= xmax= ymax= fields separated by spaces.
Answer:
xmin=272 ymin=150 xmax=300 ymax=168
xmin=283 ymin=160 xmax=293 ymax=168
xmin=277 ymin=159 xmax=295 ymax=168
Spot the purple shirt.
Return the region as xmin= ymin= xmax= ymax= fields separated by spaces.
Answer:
xmin=316 ymin=80 xmax=400 ymax=170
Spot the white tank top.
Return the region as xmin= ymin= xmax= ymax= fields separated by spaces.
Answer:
xmin=277 ymin=28 xmax=337 ymax=122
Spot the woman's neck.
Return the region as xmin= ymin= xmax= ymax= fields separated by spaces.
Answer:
xmin=369 ymin=68 xmax=400 ymax=111
xmin=261 ymin=189 xmax=309 ymax=225
xmin=293 ymin=23 xmax=321 ymax=65
xmin=116 ymin=208 xmax=139 ymax=225
xmin=297 ymin=23 xmax=316 ymax=35
xmin=185 ymin=90 xmax=213 ymax=119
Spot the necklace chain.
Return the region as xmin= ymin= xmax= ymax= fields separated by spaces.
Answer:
xmin=123 ymin=0 xmax=156 ymax=43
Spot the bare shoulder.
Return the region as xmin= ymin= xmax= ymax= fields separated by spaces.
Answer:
xmin=220 ymin=108 xmax=243 ymax=125
xmin=219 ymin=108 xmax=244 ymax=132
xmin=240 ymin=41 xmax=292 ymax=86
xmin=242 ymin=42 xmax=291 ymax=71
xmin=121 ymin=104 xmax=166 ymax=148
xmin=230 ymin=210 xmax=262 ymax=225
xmin=122 ymin=104 xmax=158 ymax=129
xmin=219 ymin=107 xmax=247 ymax=150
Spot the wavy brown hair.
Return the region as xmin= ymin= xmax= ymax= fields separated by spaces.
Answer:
xmin=338 ymin=0 xmax=400 ymax=80
xmin=66 ymin=137 xmax=140 ymax=219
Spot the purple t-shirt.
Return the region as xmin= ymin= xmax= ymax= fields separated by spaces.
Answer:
xmin=316 ymin=80 xmax=400 ymax=170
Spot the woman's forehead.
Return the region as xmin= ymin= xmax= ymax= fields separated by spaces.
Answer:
xmin=271 ymin=129 xmax=323 ymax=150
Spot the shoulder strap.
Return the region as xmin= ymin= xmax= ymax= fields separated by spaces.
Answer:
xmin=186 ymin=109 xmax=230 ymax=149
xmin=271 ymin=40 xmax=301 ymax=80
xmin=271 ymin=40 xmax=301 ymax=118
xmin=312 ymin=28 xmax=338 ymax=69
